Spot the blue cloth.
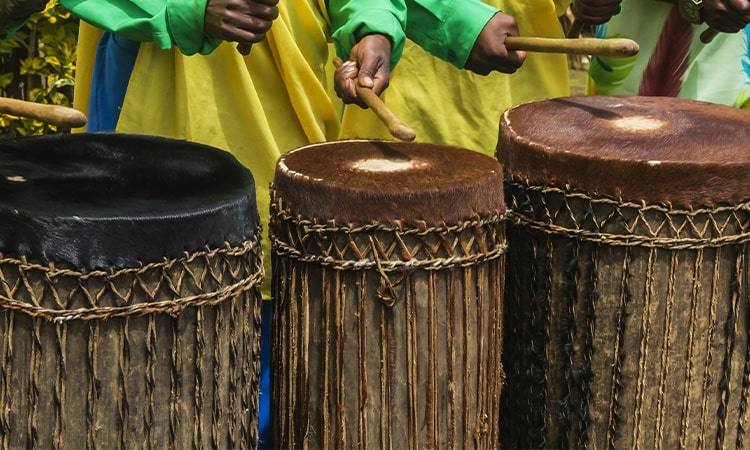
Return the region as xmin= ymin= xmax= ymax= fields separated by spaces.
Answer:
xmin=87 ymin=32 xmax=274 ymax=448
xmin=86 ymin=32 xmax=139 ymax=132
xmin=258 ymin=299 xmax=273 ymax=448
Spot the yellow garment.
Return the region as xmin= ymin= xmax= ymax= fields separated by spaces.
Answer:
xmin=339 ymin=0 xmax=571 ymax=157
xmin=74 ymin=2 xmax=337 ymax=299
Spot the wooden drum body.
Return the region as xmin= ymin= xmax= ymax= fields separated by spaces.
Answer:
xmin=270 ymin=141 xmax=506 ymax=449
xmin=0 ymin=134 xmax=263 ymax=449
xmin=498 ymin=96 xmax=750 ymax=448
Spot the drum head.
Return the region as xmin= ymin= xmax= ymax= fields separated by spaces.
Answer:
xmin=0 ymin=133 xmax=258 ymax=268
xmin=273 ymin=140 xmax=505 ymax=226
xmin=498 ymin=96 xmax=750 ymax=207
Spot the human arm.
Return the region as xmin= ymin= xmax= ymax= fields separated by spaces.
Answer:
xmin=59 ymin=0 xmax=278 ymax=55
xmin=334 ymin=34 xmax=392 ymax=107
xmin=328 ymin=0 xmax=405 ymax=106
xmin=404 ymin=0 xmax=522 ymax=71
xmin=570 ymin=0 xmax=622 ymax=25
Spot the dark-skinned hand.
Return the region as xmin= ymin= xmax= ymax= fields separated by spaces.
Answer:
xmin=465 ymin=12 xmax=526 ymax=76
xmin=703 ymin=0 xmax=750 ymax=33
xmin=334 ymin=34 xmax=392 ymax=108
xmin=571 ymin=0 xmax=622 ymax=25
xmin=204 ymin=0 xmax=279 ymax=55
xmin=0 ymin=0 xmax=48 ymax=32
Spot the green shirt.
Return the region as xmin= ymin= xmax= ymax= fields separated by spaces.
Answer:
xmin=57 ymin=0 xmax=497 ymax=68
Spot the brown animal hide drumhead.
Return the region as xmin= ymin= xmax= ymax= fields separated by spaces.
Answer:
xmin=274 ymin=140 xmax=505 ymax=226
xmin=498 ymin=96 xmax=750 ymax=207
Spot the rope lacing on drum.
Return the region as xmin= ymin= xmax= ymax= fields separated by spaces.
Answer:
xmin=270 ymin=194 xmax=508 ymax=304
xmin=0 ymin=237 xmax=263 ymax=322
xmin=270 ymin=211 xmax=508 ymax=272
xmin=505 ymin=178 xmax=750 ymax=249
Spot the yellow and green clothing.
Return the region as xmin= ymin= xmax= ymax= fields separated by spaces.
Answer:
xmin=339 ymin=0 xmax=572 ymax=157
xmin=67 ymin=0 xmax=505 ymax=297
xmin=587 ymin=0 xmax=750 ymax=109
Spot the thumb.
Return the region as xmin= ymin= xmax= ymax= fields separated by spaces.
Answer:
xmin=357 ymin=67 xmax=375 ymax=89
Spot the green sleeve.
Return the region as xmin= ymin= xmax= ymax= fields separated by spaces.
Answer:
xmin=59 ymin=0 xmax=221 ymax=55
xmin=406 ymin=0 xmax=499 ymax=68
xmin=328 ymin=0 xmax=407 ymax=67
xmin=0 ymin=18 xmax=28 ymax=41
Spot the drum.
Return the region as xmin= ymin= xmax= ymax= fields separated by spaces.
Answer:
xmin=497 ymin=96 xmax=750 ymax=448
xmin=270 ymin=140 xmax=506 ymax=449
xmin=0 ymin=134 xmax=263 ymax=449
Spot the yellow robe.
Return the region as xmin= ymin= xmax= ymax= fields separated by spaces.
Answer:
xmin=74 ymin=1 xmax=336 ymax=298
xmin=339 ymin=0 xmax=571 ymax=157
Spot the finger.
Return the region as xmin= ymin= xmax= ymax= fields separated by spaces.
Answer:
xmin=246 ymin=2 xmax=279 ymax=21
xmin=357 ymin=69 xmax=375 ymax=89
xmin=571 ymin=2 xmax=621 ymax=24
xmin=220 ymin=15 xmax=274 ymax=43
xmin=705 ymin=11 xmax=747 ymax=31
xmin=725 ymin=0 xmax=750 ymax=14
xmin=237 ymin=43 xmax=252 ymax=55
xmin=369 ymin=71 xmax=390 ymax=96
xmin=333 ymin=62 xmax=363 ymax=105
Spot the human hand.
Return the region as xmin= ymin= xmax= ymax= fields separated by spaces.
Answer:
xmin=703 ymin=0 xmax=750 ymax=33
xmin=465 ymin=12 xmax=526 ymax=76
xmin=333 ymin=34 xmax=392 ymax=108
xmin=571 ymin=0 xmax=622 ymax=25
xmin=204 ymin=0 xmax=279 ymax=55
xmin=0 ymin=0 xmax=48 ymax=31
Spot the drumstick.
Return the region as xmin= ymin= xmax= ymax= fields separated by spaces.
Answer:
xmin=0 ymin=97 xmax=87 ymax=129
xmin=332 ymin=57 xmax=416 ymax=142
xmin=505 ymin=36 xmax=639 ymax=58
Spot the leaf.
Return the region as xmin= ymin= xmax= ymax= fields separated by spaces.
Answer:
xmin=0 ymin=73 xmax=13 ymax=88
xmin=44 ymin=56 xmax=61 ymax=67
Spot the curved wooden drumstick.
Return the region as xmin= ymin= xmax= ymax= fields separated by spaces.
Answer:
xmin=332 ymin=57 xmax=416 ymax=142
xmin=505 ymin=36 xmax=639 ymax=58
xmin=0 ymin=97 xmax=87 ymax=129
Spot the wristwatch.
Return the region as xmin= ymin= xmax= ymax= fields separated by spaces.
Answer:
xmin=677 ymin=0 xmax=704 ymax=24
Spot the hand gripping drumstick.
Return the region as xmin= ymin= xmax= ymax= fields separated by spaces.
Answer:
xmin=332 ymin=57 xmax=416 ymax=142
xmin=505 ymin=36 xmax=639 ymax=58
xmin=0 ymin=97 xmax=87 ymax=129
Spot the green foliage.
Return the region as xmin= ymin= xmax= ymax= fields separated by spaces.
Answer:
xmin=0 ymin=1 xmax=79 ymax=139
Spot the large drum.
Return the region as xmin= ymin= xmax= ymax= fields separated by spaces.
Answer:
xmin=0 ymin=134 xmax=263 ymax=448
xmin=270 ymin=140 xmax=506 ymax=449
xmin=498 ymin=96 xmax=750 ymax=448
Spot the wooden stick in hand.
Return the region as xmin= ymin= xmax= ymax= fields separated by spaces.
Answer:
xmin=333 ymin=57 xmax=416 ymax=142
xmin=505 ymin=36 xmax=639 ymax=58
xmin=0 ymin=97 xmax=87 ymax=129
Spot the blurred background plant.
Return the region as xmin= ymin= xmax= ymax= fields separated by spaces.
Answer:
xmin=0 ymin=1 xmax=78 ymax=139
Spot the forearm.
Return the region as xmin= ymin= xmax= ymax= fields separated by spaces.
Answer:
xmin=59 ymin=0 xmax=220 ymax=55
xmin=405 ymin=0 xmax=499 ymax=68
xmin=328 ymin=0 xmax=406 ymax=67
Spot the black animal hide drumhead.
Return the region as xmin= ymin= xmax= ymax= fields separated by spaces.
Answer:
xmin=0 ymin=133 xmax=258 ymax=269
